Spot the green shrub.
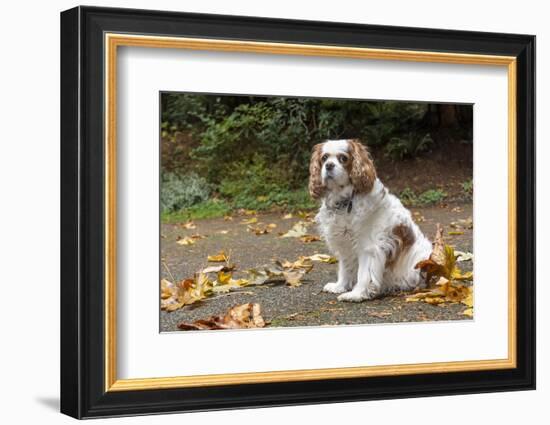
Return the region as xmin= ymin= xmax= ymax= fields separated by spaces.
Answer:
xmin=399 ymin=188 xmax=419 ymax=206
xmin=385 ymin=133 xmax=433 ymax=160
xmin=160 ymin=172 xmax=210 ymax=213
xmin=399 ymin=187 xmax=447 ymax=206
xmin=219 ymin=155 xmax=288 ymax=209
xmin=462 ymin=179 xmax=473 ymax=195
xmin=418 ymin=189 xmax=447 ymax=205
xmin=216 ymin=155 xmax=317 ymax=211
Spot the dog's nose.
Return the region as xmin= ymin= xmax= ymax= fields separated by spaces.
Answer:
xmin=325 ymin=162 xmax=335 ymax=171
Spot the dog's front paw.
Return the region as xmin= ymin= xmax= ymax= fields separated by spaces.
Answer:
xmin=337 ymin=290 xmax=372 ymax=302
xmin=323 ymin=282 xmax=348 ymax=294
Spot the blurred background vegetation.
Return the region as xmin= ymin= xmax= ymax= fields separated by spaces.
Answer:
xmin=160 ymin=93 xmax=473 ymax=221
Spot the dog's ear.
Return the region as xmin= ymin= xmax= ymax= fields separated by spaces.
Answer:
xmin=308 ymin=143 xmax=325 ymax=199
xmin=349 ymin=139 xmax=376 ymax=194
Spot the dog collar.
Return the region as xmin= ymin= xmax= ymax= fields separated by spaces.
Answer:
xmin=332 ymin=190 xmax=355 ymax=213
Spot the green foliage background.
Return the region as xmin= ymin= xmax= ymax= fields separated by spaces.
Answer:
xmin=160 ymin=93 xmax=472 ymax=219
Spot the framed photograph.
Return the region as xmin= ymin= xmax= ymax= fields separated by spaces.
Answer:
xmin=60 ymin=6 xmax=535 ymax=419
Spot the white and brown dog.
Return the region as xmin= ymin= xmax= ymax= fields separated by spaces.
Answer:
xmin=309 ymin=139 xmax=432 ymax=302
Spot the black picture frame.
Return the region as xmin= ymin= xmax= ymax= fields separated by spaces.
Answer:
xmin=61 ymin=5 xmax=535 ymax=419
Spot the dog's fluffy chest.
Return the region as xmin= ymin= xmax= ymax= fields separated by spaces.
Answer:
xmin=316 ymin=206 xmax=371 ymax=254
xmin=315 ymin=187 xmax=388 ymax=255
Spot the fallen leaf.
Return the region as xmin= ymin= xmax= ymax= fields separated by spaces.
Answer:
xmin=452 ymin=269 xmax=473 ymax=281
xmin=283 ymin=269 xmax=306 ymax=287
xmin=190 ymin=234 xmax=206 ymax=240
xmin=282 ymin=213 xmax=293 ymax=220
xmin=281 ymin=257 xmax=314 ymax=272
xmin=181 ymin=221 xmax=196 ymax=229
xmin=462 ymin=308 xmax=474 ymax=317
xmin=241 ymin=217 xmax=258 ymax=225
xmin=178 ymin=303 xmax=266 ymax=331
xmin=247 ymin=224 xmax=274 ymax=235
xmin=245 ymin=260 xmax=311 ymax=287
xmin=406 ymin=277 xmax=473 ymax=306
xmin=207 ymin=251 xmax=229 ymax=262
xmin=415 ymin=224 xmax=458 ymax=282
xmin=218 ymin=230 xmax=230 ymax=234
xmin=160 ymin=279 xmax=185 ymax=311
xmin=223 ymin=215 xmax=233 ymax=221
xmin=201 ymin=264 xmax=236 ymax=274
xmin=161 ymin=278 xmax=175 ymax=300
xmin=297 ymin=211 xmax=314 ymax=221
xmin=455 ymin=251 xmax=474 ymax=262
xmin=216 ymin=270 xmax=232 ymax=285
xmin=413 ymin=211 xmax=426 ymax=222
xmin=160 ymin=273 xmax=213 ymax=312
xmin=448 ymin=231 xmax=464 ymax=236
xmin=304 ymin=254 xmax=338 ymax=264
xmin=462 ymin=292 xmax=474 ymax=308
xmin=300 ymin=235 xmax=321 ymax=243
xmin=450 ymin=217 xmax=473 ymax=230
xmin=281 ymin=221 xmax=309 ymax=238
xmin=176 ymin=236 xmax=196 ymax=246
xmin=246 ymin=268 xmax=271 ymax=285
xmin=211 ymin=271 xmax=249 ymax=293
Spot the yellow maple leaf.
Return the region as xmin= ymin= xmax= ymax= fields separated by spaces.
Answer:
xmin=304 ymin=254 xmax=338 ymax=264
xmin=176 ymin=236 xmax=196 ymax=246
xmin=462 ymin=308 xmax=473 ymax=317
xmin=207 ymin=251 xmax=229 ymax=262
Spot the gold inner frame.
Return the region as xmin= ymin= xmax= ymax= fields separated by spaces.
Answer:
xmin=104 ymin=33 xmax=517 ymax=392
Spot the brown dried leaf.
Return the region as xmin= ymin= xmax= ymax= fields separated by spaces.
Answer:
xmin=281 ymin=257 xmax=314 ymax=272
xmin=201 ymin=264 xmax=236 ymax=274
xmin=177 ymin=303 xmax=266 ymax=331
xmin=160 ymin=274 xmax=213 ymax=312
xmin=176 ymin=236 xmax=196 ymax=246
xmin=300 ymin=235 xmax=321 ymax=243
xmin=280 ymin=221 xmax=309 ymax=238
xmin=283 ymin=269 xmax=306 ymax=287
xmin=247 ymin=224 xmax=272 ymax=235
xmin=303 ymin=254 xmax=338 ymax=264
xmin=211 ymin=270 xmax=249 ymax=293
xmin=405 ymin=277 xmax=473 ymax=306
xmin=207 ymin=251 xmax=229 ymax=262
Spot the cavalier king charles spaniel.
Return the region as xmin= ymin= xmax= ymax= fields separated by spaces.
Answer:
xmin=309 ymin=139 xmax=432 ymax=302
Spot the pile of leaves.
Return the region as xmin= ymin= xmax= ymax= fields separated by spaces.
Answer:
xmin=407 ymin=224 xmax=474 ymax=317
xmin=161 ymin=252 xmax=337 ymax=312
xmin=178 ymin=303 xmax=266 ymax=331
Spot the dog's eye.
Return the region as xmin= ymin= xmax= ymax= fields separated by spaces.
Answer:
xmin=339 ymin=155 xmax=348 ymax=163
xmin=321 ymin=154 xmax=329 ymax=162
